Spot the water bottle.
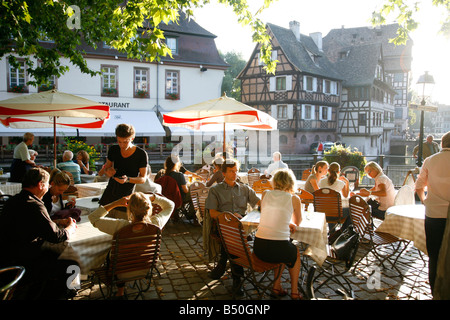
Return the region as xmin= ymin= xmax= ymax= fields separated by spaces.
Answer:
xmin=0 ymin=167 xmax=3 ymax=175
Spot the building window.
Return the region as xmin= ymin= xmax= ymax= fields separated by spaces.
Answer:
xmin=165 ymin=70 xmax=179 ymax=100
xmin=320 ymin=106 xmax=331 ymax=121
xmin=166 ymin=37 xmax=178 ymax=55
xmin=305 ymin=76 xmax=314 ymax=91
xmin=134 ymin=67 xmax=149 ymax=98
xmin=101 ymin=65 xmax=118 ymax=97
xmin=37 ymin=61 xmax=57 ymax=92
xmin=277 ymin=105 xmax=287 ymax=119
xmin=280 ymin=135 xmax=288 ymax=145
xmin=276 ymin=77 xmax=286 ymax=91
xmin=323 ymin=80 xmax=331 ymax=94
xmin=7 ymin=60 xmax=28 ymax=93
xmin=358 ymin=113 xmax=366 ymax=125
xmin=303 ymin=105 xmax=314 ymax=120
xmin=300 ymin=135 xmax=307 ymax=144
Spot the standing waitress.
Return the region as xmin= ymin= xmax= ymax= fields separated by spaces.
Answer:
xmin=98 ymin=124 xmax=148 ymax=219
xmin=10 ymin=132 xmax=36 ymax=182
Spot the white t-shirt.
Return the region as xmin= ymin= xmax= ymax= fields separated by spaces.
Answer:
xmin=318 ymin=177 xmax=345 ymax=194
xmin=256 ymin=190 xmax=293 ymax=241
xmin=373 ymin=173 xmax=396 ymax=211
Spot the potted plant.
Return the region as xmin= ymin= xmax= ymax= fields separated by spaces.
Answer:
xmin=10 ymin=85 xmax=25 ymax=93
xmin=38 ymin=83 xmax=55 ymax=92
xmin=103 ymin=87 xmax=117 ymax=95
xmin=135 ymin=89 xmax=148 ymax=98
xmin=167 ymin=92 xmax=179 ymax=100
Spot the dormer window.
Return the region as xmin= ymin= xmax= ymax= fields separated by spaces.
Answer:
xmin=166 ymin=37 xmax=178 ymax=55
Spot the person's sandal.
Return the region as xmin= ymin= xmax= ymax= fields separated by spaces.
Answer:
xmin=291 ymin=291 xmax=304 ymax=300
xmin=270 ymin=287 xmax=288 ymax=298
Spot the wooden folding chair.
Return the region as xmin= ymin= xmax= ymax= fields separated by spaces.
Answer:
xmin=251 ymin=179 xmax=273 ymax=193
xmin=93 ymin=222 xmax=162 ymax=300
xmin=62 ymin=170 xmax=78 ymax=200
xmin=296 ymin=189 xmax=314 ymax=208
xmin=216 ymin=212 xmax=283 ymax=299
xmin=313 ymin=188 xmax=345 ymax=235
xmin=349 ymin=195 xmax=408 ymax=278
xmin=247 ymin=168 xmax=260 ymax=188
xmin=301 ymin=168 xmax=312 ymax=181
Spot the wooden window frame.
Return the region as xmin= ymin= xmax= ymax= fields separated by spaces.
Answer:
xmin=7 ymin=59 xmax=28 ymax=93
xmin=133 ymin=67 xmax=149 ymax=98
xmin=101 ymin=64 xmax=119 ymax=97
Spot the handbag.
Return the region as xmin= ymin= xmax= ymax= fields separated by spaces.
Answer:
xmin=331 ymin=225 xmax=360 ymax=262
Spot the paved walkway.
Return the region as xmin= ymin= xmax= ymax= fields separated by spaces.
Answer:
xmin=74 ymin=218 xmax=432 ymax=301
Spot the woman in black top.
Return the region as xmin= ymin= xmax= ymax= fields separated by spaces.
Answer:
xmin=98 ymin=124 xmax=148 ymax=218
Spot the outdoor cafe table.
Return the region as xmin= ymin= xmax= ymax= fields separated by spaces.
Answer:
xmin=240 ymin=210 xmax=328 ymax=266
xmin=375 ymin=204 xmax=427 ymax=255
xmin=0 ymin=182 xmax=22 ymax=196
xmin=76 ymin=181 xmax=108 ymax=198
xmin=42 ymin=215 xmax=112 ymax=275
xmin=75 ymin=196 xmax=101 ymax=215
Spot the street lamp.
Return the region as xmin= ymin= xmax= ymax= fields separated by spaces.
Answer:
xmin=415 ymin=71 xmax=435 ymax=167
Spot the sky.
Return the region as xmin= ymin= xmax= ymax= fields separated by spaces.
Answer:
xmin=192 ymin=0 xmax=450 ymax=105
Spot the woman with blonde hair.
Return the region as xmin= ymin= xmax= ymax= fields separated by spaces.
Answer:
xmin=358 ymin=161 xmax=395 ymax=220
xmin=304 ymin=160 xmax=329 ymax=193
xmin=76 ymin=150 xmax=90 ymax=175
xmin=254 ymin=169 xmax=303 ymax=300
xmin=89 ymin=191 xmax=175 ymax=297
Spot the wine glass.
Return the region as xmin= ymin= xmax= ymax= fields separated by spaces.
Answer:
xmin=349 ymin=182 xmax=355 ymax=192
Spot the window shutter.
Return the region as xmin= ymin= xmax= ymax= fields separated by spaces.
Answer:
xmin=287 ymin=104 xmax=294 ymax=118
xmin=271 ymin=105 xmax=277 ymax=118
xmin=286 ymin=75 xmax=292 ymax=91
xmin=269 ymin=77 xmax=276 ymax=91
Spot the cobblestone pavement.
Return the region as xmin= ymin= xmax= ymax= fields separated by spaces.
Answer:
xmin=74 ymin=219 xmax=432 ymax=301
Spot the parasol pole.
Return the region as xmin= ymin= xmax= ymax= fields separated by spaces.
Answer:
xmin=53 ymin=117 xmax=57 ymax=168
xmin=223 ymin=122 xmax=226 ymax=158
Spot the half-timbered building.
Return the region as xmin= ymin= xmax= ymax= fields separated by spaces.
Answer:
xmin=323 ymin=24 xmax=413 ymax=136
xmin=238 ymin=21 xmax=343 ymax=154
xmin=326 ymin=42 xmax=397 ymax=155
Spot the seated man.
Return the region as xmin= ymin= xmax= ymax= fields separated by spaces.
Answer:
xmin=205 ymin=159 xmax=260 ymax=297
xmin=0 ymin=168 xmax=78 ymax=300
xmin=57 ymin=150 xmax=82 ymax=184
xmin=265 ymin=151 xmax=288 ymax=176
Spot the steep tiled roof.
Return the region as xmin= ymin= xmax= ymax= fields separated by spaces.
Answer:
xmin=267 ymin=23 xmax=343 ymax=80
xmin=330 ymin=43 xmax=382 ymax=87
xmin=323 ymin=24 xmax=413 ymax=71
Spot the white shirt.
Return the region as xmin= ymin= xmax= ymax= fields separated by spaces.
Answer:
xmin=318 ymin=177 xmax=345 ymax=194
xmin=266 ymin=160 xmax=288 ymax=175
xmin=373 ymin=173 xmax=396 ymax=211
xmin=256 ymin=190 xmax=293 ymax=241
xmin=415 ymin=149 xmax=450 ymax=219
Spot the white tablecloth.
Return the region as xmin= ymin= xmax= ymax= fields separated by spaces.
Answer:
xmin=376 ymin=204 xmax=427 ymax=255
xmin=241 ymin=210 xmax=328 ymax=266
xmin=0 ymin=182 xmax=22 ymax=195
xmin=76 ymin=182 xmax=108 ymax=198
xmin=75 ymin=196 xmax=101 ymax=215
xmin=42 ymin=215 xmax=112 ymax=274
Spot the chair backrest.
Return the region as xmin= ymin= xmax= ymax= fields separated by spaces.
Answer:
xmin=195 ymin=169 xmax=210 ymax=181
xmin=247 ymin=168 xmax=261 ymax=187
xmin=296 ymin=189 xmax=314 ymax=207
xmin=349 ymin=195 xmax=372 ymax=238
xmin=62 ymin=170 xmax=78 ymax=199
xmin=259 ymin=173 xmax=271 ymax=180
xmin=0 ymin=266 xmax=26 ymax=300
xmin=189 ymin=181 xmax=207 ymax=219
xmin=341 ymin=166 xmax=360 ymax=188
xmin=252 ymin=179 xmax=273 ymax=193
xmin=155 ymin=175 xmax=182 ymax=209
xmin=394 ymin=185 xmax=415 ymax=205
xmin=301 ymin=168 xmax=312 ymax=180
xmin=196 ymin=187 xmax=210 ymax=222
xmin=110 ymin=222 xmax=161 ymax=280
xmin=313 ymin=188 xmax=343 ymax=223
